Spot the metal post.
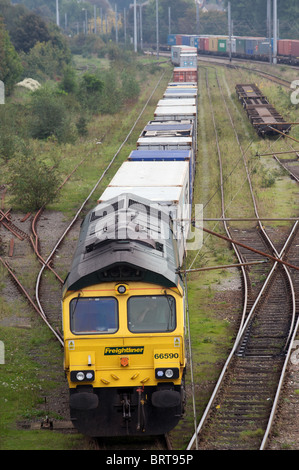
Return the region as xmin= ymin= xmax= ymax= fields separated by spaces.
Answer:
xmin=273 ymin=0 xmax=277 ymax=64
xmin=156 ymin=0 xmax=159 ymax=59
xmin=94 ymin=5 xmax=97 ymax=34
xmin=228 ymin=1 xmax=232 ymax=62
xmin=56 ymin=0 xmax=60 ymax=26
xmin=196 ymin=1 xmax=200 ymax=35
xmin=140 ymin=3 xmax=143 ymax=51
xmin=267 ymin=0 xmax=272 ymax=64
xmin=134 ymin=0 xmax=137 ymax=52
xmin=115 ymin=4 xmax=118 ymax=43
xmin=168 ymin=7 xmax=171 ymax=35
xmin=124 ymin=8 xmax=127 ymax=44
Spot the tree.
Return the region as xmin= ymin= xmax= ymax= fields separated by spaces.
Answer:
xmin=0 ymin=105 xmax=27 ymax=162
xmin=12 ymin=11 xmax=50 ymax=52
xmin=0 ymin=19 xmax=23 ymax=95
xmin=79 ymin=72 xmax=104 ymax=113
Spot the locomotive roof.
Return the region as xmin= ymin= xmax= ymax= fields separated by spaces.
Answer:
xmin=63 ymin=193 xmax=183 ymax=294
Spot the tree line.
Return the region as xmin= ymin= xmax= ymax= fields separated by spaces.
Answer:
xmin=224 ymin=0 xmax=299 ymax=38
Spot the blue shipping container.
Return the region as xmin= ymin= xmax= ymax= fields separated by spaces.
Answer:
xmin=181 ymin=35 xmax=191 ymax=46
xmin=245 ymin=39 xmax=254 ymax=55
xmin=167 ymin=34 xmax=177 ymax=46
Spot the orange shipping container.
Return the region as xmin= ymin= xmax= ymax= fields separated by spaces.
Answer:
xmin=173 ymin=68 xmax=198 ymax=83
xmin=278 ymin=39 xmax=292 ymax=56
xmin=291 ymin=40 xmax=299 ymax=57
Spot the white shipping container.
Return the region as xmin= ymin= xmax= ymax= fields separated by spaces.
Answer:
xmin=157 ymin=98 xmax=196 ymax=107
xmin=164 ymin=90 xmax=197 ymax=99
xmin=154 ymin=105 xmax=197 ymax=121
xmin=98 ymin=185 xmax=190 ymax=264
xmin=167 ymin=82 xmax=197 ymax=88
xmin=137 ymin=136 xmax=193 ymax=150
xmin=108 ymin=161 xmax=189 ymax=193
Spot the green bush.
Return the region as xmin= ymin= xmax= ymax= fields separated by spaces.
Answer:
xmin=29 ymin=84 xmax=75 ymax=143
xmin=9 ymin=151 xmax=61 ymax=212
xmin=121 ymin=70 xmax=140 ymax=101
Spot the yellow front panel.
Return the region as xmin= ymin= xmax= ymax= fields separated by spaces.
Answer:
xmin=63 ymin=282 xmax=185 ymax=389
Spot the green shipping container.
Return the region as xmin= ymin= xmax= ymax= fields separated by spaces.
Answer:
xmin=218 ymin=39 xmax=227 ymax=52
xmin=236 ymin=38 xmax=246 ymax=54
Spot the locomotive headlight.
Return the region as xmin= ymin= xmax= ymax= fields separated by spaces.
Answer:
xmin=76 ymin=372 xmax=85 ymax=381
xmin=70 ymin=370 xmax=95 ymax=382
xmin=165 ymin=369 xmax=174 ymax=378
xmin=115 ymin=284 xmax=129 ymax=295
xmin=155 ymin=368 xmax=179 ymax=379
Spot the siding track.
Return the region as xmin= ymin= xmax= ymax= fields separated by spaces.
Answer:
xmin=187 ymin=66 xmax=299 ymax=450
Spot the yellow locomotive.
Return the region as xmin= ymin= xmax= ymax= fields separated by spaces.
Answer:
xmin=62 ymin=193 xmax=187 ymax=436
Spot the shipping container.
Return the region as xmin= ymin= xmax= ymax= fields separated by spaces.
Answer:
xmin=167 ymin=82 xmax=197 ymax=88
xmin=218 ymin=38 xmax=227 ymax=53
xmin=157 ymin=98 xmax=196 ymax=107
xmin=245 ymin=39 xmax=254 ymax=55
xmin=108 ymin=161 xmax=189 ymax=193
xmin=98 ymin=185 xmax=189 ymax=263
xmin=198 ymin=37 xmax=207 ymax=51
xmin=179 ymin=54 xmax=197 ymax=68
xmin=278 ymin=39 xmax=291 ymax=56
xmin=136 ymin=136 xmax=193 ymax=150
xmin=167 ymin=34 xmax=177 ymax=46
xmin=181 ymin=35 xmax=191 ymax=46
xmin=142 ymin=120 xmax=197 ymax=153
xmin=128 ymin=148 xmax=194 ymax=204
xmin=226 ymin=38 xmax=236 ymax=53
xmin=154 ymin=105 xmax=197 ymax=122
xmin=171 ymin=45 xmax=197 ymax=66
xmin=236 ymin=38 xmax=246 ymax=54
xmin=164 ymin=88 xmax=198 ymax=98
xmin=291 ymin=40 xmax=299 ymax=57
xmin=190 ymin=36 xmax=199 ymax=48
xmin=132 ymin=145 xmax=195 ymax=204
xmin=105 ymin=160 xmax=191 ymax=261
xmin=208 ymin=37 xmax=218 ymax=52
xmin=173 ymin=67 xmax=198 ymax=82
xmin=176 ymin=35 xmax=182 ymax=45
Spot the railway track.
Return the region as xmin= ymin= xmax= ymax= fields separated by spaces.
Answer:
xmin=187 ymin=65 xmax=299 ymax=450
xmin=197 ymin=55 xmax=292 ymax=89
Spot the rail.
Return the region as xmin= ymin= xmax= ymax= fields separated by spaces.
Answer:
xmin=187 ymin=64 xmax=298 ymax=450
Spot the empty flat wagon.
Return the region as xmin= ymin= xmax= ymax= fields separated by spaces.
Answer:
xmin=236 ymin=83 xmax=290 ymax=136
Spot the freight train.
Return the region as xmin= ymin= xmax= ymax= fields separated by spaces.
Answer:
xmin=168 ymin=33 xmax=299 ymax=66
xmin=62 ymin=62 xmax=198 ymax=436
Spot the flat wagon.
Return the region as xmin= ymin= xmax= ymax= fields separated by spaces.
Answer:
xmin=236 ymin=83 xmax=290 ymax=136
